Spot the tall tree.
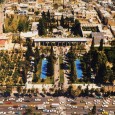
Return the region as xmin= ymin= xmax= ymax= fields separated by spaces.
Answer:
xmin=38 ymin=19 xmax=46 ymax=36
xmin=17 ymin=86 xmax=22 ymax=94
xmin=42 ymin=11 xmax=46 ymax=19
xmin=34 ymin=47 xmax=40 ymax=63
xmin=47 ymin=10 xmax=50 ymax=19
xmin=90 ymin=38 xmax=95 ymax=51
xmin=60 ymin=15 xmax=64 ymax=27
xmin=98 ymin=39 xmax=104 ymax=51
xmin=92 ymin=105 xmax=96 ymax=114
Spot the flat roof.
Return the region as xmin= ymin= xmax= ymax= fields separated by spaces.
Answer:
xmin=34 ymin=38 xmax=88 ymax=42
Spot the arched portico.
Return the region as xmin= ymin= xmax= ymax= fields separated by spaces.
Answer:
xmin=34 ymin=38 xmax=88 ymax=47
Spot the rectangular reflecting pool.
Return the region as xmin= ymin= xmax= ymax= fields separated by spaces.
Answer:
xmin=75 ymin=59 xmax=83 ymax=79
xmin=40 ymin=59 xmax=48 ymax=79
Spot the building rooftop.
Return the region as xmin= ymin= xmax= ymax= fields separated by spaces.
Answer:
xmin=34 ymin=38 xmax=88 ymax=42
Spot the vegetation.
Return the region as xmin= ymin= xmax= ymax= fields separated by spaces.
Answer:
xmin=59 ymin=56 xmax=64 ymax=83
xmin=92 ymin=105 xmax=96 ymax=114
xmin=81 ymin=39 xmax=115 ymax=84
xmin=0 ymin=50 xmax=27 ymax=85
xmin=4 ymin=15 xmax=30 ymax=33
xmin=0 ymin=0 xmax=4 ymax=4
xmin=67 ymin=45 xmax=77 ymax=83
xmin=37 ymin=10 xmax=82 ymax=37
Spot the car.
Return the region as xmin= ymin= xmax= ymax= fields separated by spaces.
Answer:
xmin=68 ymin=99 xmax=74 ymax=102
xmin=35 ymin=98 xmax=41 ymax=102
xmin=87 ymin=102 xmax=91 ymax=104
xmin=59 ymin=102 xmax=65 ymax=104
xmin=5 ymin=101 xmax=12 ymax=104
xmin=16 ymin=100 xmax=22 ymax=102
xmin=17 ymin=107 xmax=23 ymax=110
xmin=48 ymin=99 xmax=53 ymax=102
xmin=7 ymin=111 xmax=15 ymax=114
xmin=0 ymin=112 xmax=3 ymax=115
xmin=102 ymin=105 xmax=108 ymax=107
xmin=20 ymin=104 xmax=28 ymax=108
xmin=30 ymin=104 xmax=35 ymax=107
xmin=80 ymin=100 xmax=86 ymax=103
xmin=20 ymin=98 xmax=24 ymax=100
xmin=71 ymin=102 xmax=77 ymax=105
xmin=43 ymin=109 xmax=47 ymax=112
xmin=67 ymin=99 xmax=71 ymax=102
xmin=0 ymin=112 xmax=6 ymax=115
xmin=8 ymin=98 xmax=15 ymax=101
xmin=103 ymin=101 xmax=109 ymax=104
xmin=13 ymin=105 xmax=19 ymax=108
xmin=46 ymin=110 xmax=50 ymax=113
xmin=84 ymin=106 xmax=89 ymax=109
xmin=98 ymin=108 xmax=105 ymax=112
xmin=71 ymin=112 xmax=77 ymax=115
xmin=24 ymin=100 xmax=30 ymax=102
xmin=15 ymin=111 xmax=21 ymax=114
xmin=43 ymin=102 xmax=49 ymax=104
xmin=65 ymin=104 xmax=72 ymax=107
xmin=8 ymin=107 xmax=14 ymax=110
xmin=102 ymin=111 xmax=108 ymax=115
xmin=89 ymin=107 xmax=93 ymax=111
xmin=27 ymin=71 xmax=32 ymax=75
xmin=112 ymin=102 xmax=115 ymax=105
xmin=72 ymin=105 xmax=77 ymax=109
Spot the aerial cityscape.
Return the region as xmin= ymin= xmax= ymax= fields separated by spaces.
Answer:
xmin=0 ymin=0 xmax=115 ymax=115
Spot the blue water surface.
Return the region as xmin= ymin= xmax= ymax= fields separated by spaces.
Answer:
xmin=40 ymin=59 xmax=48 ymax=79
xmin=75 ymin=59 xmax=83 ymax=79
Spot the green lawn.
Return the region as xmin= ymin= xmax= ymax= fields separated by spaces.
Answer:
xmin=59 ymin=56 xmax=64 ymax=83
xmin=34 ymin=59 xmax=54 ymax=84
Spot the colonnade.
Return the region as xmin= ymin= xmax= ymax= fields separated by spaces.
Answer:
xmin=35 ymin=41 xmax=86 ymax=46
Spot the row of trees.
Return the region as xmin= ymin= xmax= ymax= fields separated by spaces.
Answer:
xmin=67 ymin=45 xmax=76 ymax=82
xmin=47 ymin=45 xmax=55 ymax=77
xmin=82 ymin=38 xmax=115 ymax=84
xmin=38 ymin=10 xmax=82 ymax=36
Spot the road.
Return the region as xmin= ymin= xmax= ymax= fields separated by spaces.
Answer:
xmin=0 ymin=95 xmax=115 ymax=115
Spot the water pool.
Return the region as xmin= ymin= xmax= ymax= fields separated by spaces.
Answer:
xmin=75 ymin=59 xmax=83 ymax=79
xmin=40 ymin=59 xmax=48 ymax=79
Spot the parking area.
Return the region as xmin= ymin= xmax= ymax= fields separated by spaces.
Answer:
xmin=0 ymin=95 xmax=115 ymax=115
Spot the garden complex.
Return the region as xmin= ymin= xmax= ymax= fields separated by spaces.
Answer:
xmin=0 ymin=0 xmax=115 ymax=115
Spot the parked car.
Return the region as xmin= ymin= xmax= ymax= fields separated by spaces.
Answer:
xmin=24 ymin=100 xmax=30 ymax=102
xmin=35 ymin=98 xmax=41 ymax=102
xmin=5 ymin=101 xmax=12 ymax=104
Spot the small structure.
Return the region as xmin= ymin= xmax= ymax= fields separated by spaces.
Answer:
xmin=92 ymin=32 xmax=105 ymax=45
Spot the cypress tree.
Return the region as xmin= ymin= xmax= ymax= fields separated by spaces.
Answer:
xmin=42 ymin=11 xmax=46 ymax=19
xmin=60 ymin=15 xmax=64 ymax=27
xmin=47 ymin=10 xmax=50 ymax=19
xmin=90 ymin=38 xmax=95 ymax=51
xmin=34 ymin=47 xmax=40 ymax=63
xmin=98 ymin=39 xmax=103 ymax=51
xmin=38 ymin=19 xmax=46 ymax=36
xmin=92 ymin=105 xmax=96 ymax=114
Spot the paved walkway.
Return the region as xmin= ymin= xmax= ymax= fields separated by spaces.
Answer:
xmin=62 ymin=47 xmax=70 ymax=90
xmin=54 ymin=47 xmax=60 ymax=89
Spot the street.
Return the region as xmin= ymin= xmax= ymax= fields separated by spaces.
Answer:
xmin=0 ymin=95 xmax=115 ymax=115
